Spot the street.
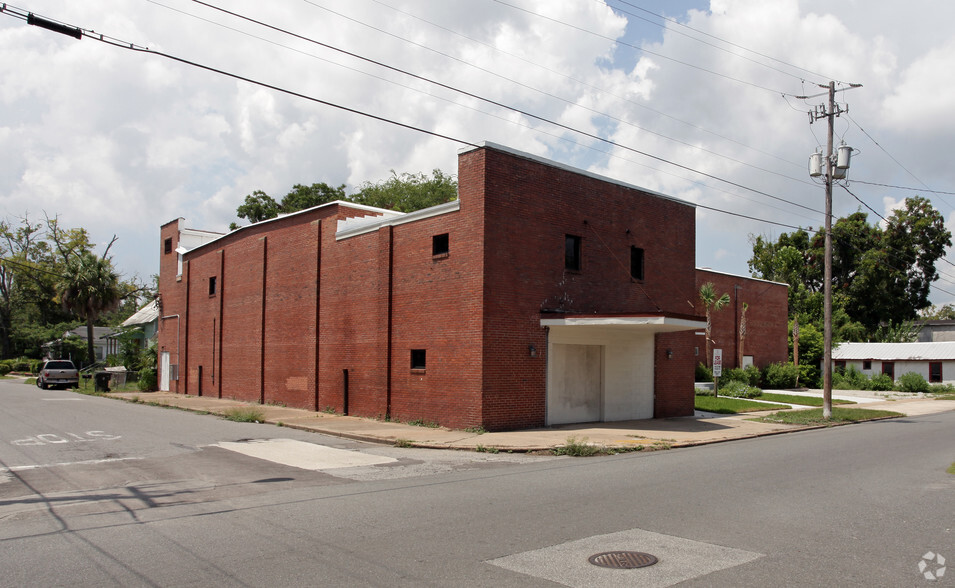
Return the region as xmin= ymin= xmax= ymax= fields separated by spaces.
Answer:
xmin=1 ymin=378 xmax=952 ymax=586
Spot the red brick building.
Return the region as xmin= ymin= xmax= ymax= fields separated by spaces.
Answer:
xmin=157 ymin=143 xmax=787 ymax=431
xmin=695 ymin=269 xmax=789 ymax=372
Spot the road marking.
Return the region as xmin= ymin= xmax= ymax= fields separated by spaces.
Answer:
xmin=10 ymin=431 xmax=122 ymax=446
xmin=213 ymin=438 xmax=397 ymax=470
xmin=0 ymin=457 xmax=142 ymax=478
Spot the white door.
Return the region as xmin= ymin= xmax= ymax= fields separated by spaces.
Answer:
xmin=548 ymin=344 xmax=602 ymax=425
xmin=160 ymin=351 xmax=170 ymax=391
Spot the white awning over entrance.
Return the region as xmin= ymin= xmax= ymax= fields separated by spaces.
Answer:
xmin=542 ymin=314 xmax=704 ymax=426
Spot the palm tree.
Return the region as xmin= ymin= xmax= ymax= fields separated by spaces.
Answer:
xmin=60 ymin=252 xmax=122 ymax=367
xmin=699 ymin=282 xmax=730 ymax=370
xmin=738 ymin=302 xmax=749 ymax=367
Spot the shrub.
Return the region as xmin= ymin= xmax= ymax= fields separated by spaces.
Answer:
xmin=930 ymin=382 xmax=955 ymax=394
xmin=897 ymin=372 xmax=929 ymax=393
xmin=743 ymin=365 xmax=762 ymax=387
xmin=0 ymin=362 xmax=11 ymax=376
xmin=833 ymin=365 xmax=867 ymax=390
xmin=868 ymin=373 xmax=894 ymax=391
xmin=138 ymin=368 xmax=157 ymax=391
xmin=763 ymin=362 xmax=799 ymax=389
xmin=695 ymin=387 xmax=715 ymax=396
xmin=718 ymin=380 xmax=761 ymax=398
xmin=722 ymin=367 xmax=750 ymax=385
xmin=695 ymin=362 xmax=713 ymax=382
xmin=797 ymin=364 xmax=820 ymax=388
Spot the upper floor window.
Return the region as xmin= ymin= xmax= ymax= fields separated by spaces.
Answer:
xmin=565 ymin=235 xmax=581 ymax=271
xmin=630 ymin=246 xmax=645 ymax=280
xmin=209 ymin=276 xmax=217 ymax=296
xmin=411 ymin=349 xmax=427 ymax=371
xmin=432 ymin=233 xmax=449 ymax=256
xmin=164 ymin=238 xmax=173 ymax=254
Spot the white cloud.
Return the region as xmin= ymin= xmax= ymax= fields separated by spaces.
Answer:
xmin=0 ymin=0 xmax=953 ymax=301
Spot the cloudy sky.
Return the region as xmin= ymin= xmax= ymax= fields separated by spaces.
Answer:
xmin=2 ymin=0 xmax=955 ymax=303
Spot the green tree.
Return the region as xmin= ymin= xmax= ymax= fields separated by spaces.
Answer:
xmin=236 ymin=190 xmax=280 ymax=224
xmin=280 ymin=182 xmax=346 ymax=212
xmin=59 ymin=251 xmax=123 ymax=367
xmin=351 ymin=169 xmax=457 ymax=212
xmin=699 ymin=282 xmax=730 ymax=371
xmin=749 ymin=197 xmax=951 ymax=340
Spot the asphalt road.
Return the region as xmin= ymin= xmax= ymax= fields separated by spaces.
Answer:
xmin=1 ymin=379 xmax=952 ymax=586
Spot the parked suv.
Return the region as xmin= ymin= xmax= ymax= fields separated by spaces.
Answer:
xmin=36 ymin=359 xmax=79 ymax=390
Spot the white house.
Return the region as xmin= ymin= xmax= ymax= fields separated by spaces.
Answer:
xmin=832 ymin=341 xmax=955 ymax=384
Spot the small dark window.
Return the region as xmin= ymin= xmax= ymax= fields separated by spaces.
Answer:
xmin=630 ymin=246 xmax=645 ymax=280
xmin=565 ymin=235 xmax=581 ymax=271
xmin=862 ymin=360 xmax=872 ymax=370
xmin=835 ymin=360 xmax=846 ymax=373
xmin=208 ymin=276 xmax=217 ymax=296
xmin=164 ymin=238 xmax=173 ymax=254
xmin=432 ymin=233 xmax=449 ymax=256
xmin=929 ymin=362 xmax=942 ymax=383
xmin=411 ymin=349 xmax=426 ymax=370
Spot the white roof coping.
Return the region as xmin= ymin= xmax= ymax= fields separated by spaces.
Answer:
xmin=335 ymin=199 xmax=461 ymax=240
xmin=458 ymin=142 xmax=695 ymax=209
xmin=696 ymin=268 xmax=789 ymax=288
xmin=833 ymin=341 xmax=955 ymax=361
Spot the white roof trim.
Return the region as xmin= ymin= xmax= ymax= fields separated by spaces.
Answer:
xmin=696 ymin=267 xmax=789 ymax=288
xmin=459 ymin=142 xmax=695 ymax=209
xmin=336 ymin=200 xmax=461 ymax=240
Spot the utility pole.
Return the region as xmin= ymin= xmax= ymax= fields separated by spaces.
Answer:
xmin=805 ymin=81 xmax=861 ymax=419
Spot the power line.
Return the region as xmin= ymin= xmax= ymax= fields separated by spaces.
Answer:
xmin=606 ymin=0 xmax=838 ymax=84
xmin=490 ymin=0 xmax=800 ymax=96
xmin=185 ymin=0 xmax=822 ymax=215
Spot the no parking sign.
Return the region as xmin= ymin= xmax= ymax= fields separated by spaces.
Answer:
xmin=713 ymin=349 xmax=723 ymax=378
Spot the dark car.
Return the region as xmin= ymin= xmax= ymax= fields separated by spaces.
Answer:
xmin=36 ymin=359 xmax=80 ymax=390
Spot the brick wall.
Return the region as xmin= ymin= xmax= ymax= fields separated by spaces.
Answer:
xmin=159 ymin=146 xmax=739 ymax=430
xmin=470 ymin=146 xmax=700 ymax=428
xmin=695 ymin=269 xmax=789 ymax=371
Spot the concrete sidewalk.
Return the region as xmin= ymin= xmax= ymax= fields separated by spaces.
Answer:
xmin=105 ymin=390 xmax=955 ymax=452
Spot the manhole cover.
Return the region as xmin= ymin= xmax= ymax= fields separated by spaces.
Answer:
xmin=588 ymin=551 xmax=658 ymax=569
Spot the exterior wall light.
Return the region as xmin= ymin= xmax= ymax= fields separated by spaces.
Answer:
xmin=529 ymin=345 xmax=538 ymax=358
xmin=666 ymin=349 xmax=673 ymax=360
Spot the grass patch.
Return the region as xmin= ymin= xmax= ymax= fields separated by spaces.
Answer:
xmin=222 ymin=406 xmax=266 ymax=423
xmin=394 ymin=438 xmax=413 ymax=448
xmin=758 ymin=392 xmax=856 ymax=406
xmin=933 ymin=393 xmax=955 ymax=401
xmin=948 ymin=463 xmax=955 ymax=475
xmin=695 ymin=396 xmax=789 ymax=414
xmin=754 ymin=407 xmax=903 ymax=426
xmin=464 ymin=425 xmax=487 ymax=434
xmin=475 ymin=444 xmax=500 ymax=454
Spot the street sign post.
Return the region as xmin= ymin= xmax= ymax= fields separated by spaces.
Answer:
xmin=713 ymin=349 xmax=722 ymax=397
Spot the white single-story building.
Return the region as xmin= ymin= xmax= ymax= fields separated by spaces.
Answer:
xmin=832 ymin=341 xmax=955 ymax=384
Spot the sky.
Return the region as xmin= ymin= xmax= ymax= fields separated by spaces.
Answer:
xmin=2 ymin=0 xmax=955 ymax=304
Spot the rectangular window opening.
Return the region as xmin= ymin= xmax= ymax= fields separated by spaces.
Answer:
xmin=208 ymin=276 xmax=217 ymax=296
xmin=862 ymin=360 xmax=872 ymax=370
xmin=565 ymin=235 xmax=581 ymax=271
xmin=164 ymin=238 xmax=173 ymax=254
xmin=630 ymin=246 xmax=645 ymax=280
xmin=432 ymin=233 xmax=449 ymax=256
xmin=411 ymin=349 xmax=427 ymax=370
xmin=929 ymin=362 xmax=942 ymax=383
